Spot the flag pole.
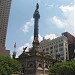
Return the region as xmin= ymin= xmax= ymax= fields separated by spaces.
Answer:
xmin=14 ymin=42 xmax=16 ymax=51
xmin=13 ymin=42 xmax=16 ymax=59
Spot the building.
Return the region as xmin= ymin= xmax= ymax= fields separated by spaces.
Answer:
xmin=62 ymin=32 xmax=75 ymax=60
xmin=18 ymin=3 xmax=53 ymax=75
xmin=0 ymin=0 xmax=12 ymax=55
xmin=39 ymin=35 xmax=69 ymax=61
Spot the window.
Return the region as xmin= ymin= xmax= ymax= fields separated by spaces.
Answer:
xmin=43 ymin=49 xmax=45 ymax=52
xmin=50 ymin=51 xmax=53 ymax=53
xmin=59 ymin=43 xmax=63 ymax=47
xmin=46 ymin=48 xmax=49 ymax=51
xmin=61 ymin=39 xmax=63 ymax=42
xmin=29 ymin=64 xmax=34 ymax=68
xmin=45 ymin=65 xmax=48 ymax=68
xmin=59 ymin=48 xmax=63 ymax=51
xmin=49 ymin=65 xmax=51 ymax=68
xmin=66 ymin=48 xmax=67 ymax=51
xmin=39 ymin=64 xmax=42 ymax=68
xmin=59 ymin=40 xmax=60 ymax=42
xmin=50 ymin=46 xmax=53 ymax=49
xmin=55 ymin=49 xmax=58 ymax=53
xmin=60 ymin=53 xmax=64 ymax=56
xmin=54 ymin=45 xmax=58 ymax=48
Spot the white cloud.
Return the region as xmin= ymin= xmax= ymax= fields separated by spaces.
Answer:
xmin=16 ymin=33 xmax=57 ymax=57
xmin=52 ymin=16 xmax=66 ymax=28
xmin=52 ymin=5 xmax=74 ymax=35
xmin=59 ymin=5 xmax=74 ymax=19
xmin=22 ymin=18 xmax=34 ymax=32
xmin=30 ymin=34 xmax=57 ymax=42
xmin=44 ymin=34 xmax=57 ymax=40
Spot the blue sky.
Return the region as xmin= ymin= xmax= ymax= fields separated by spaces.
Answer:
xmin=6 ymin=0 xmax=74 ymax=57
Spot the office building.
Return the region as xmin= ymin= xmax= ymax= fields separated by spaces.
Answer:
xmin=0 ymin=0 xmax=12 ymax=55
xmin=39 ymin=35 xmax=69 ymax=61
xmin=62 ymin=32 xmax=75 ymax=60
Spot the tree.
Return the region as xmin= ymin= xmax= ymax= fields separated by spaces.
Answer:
xmin=49 ymin=60 xmax=75 ymax=75
xmin=0 ymin=55 xmax=22 ymax=75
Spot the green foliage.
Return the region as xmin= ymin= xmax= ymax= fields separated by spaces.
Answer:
xmin=0 ymin=55 xmax=22 ymax=75
xmin=49 ymin=60 xmax=75 ymax=75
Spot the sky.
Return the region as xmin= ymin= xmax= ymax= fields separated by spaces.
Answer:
xmin=6 ymin=0 xmax=74 ymax=57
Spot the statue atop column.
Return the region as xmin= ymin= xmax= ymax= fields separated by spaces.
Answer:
xmin=36 ymin=3 xmax=39 ymax=10
xmin=33 ymin=3 xmax=40 ymax=47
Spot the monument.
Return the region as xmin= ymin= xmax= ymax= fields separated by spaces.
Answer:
xmin=18 ymin=3 xmax=53 ymax=75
